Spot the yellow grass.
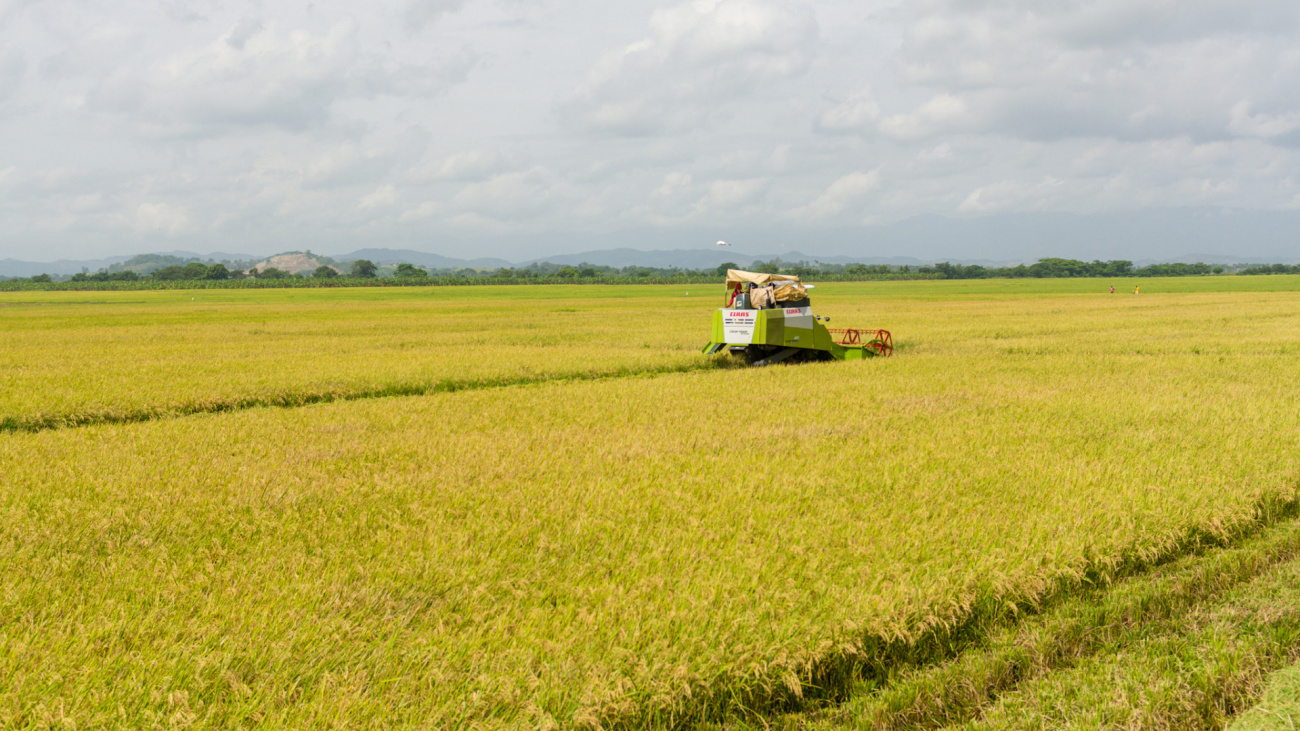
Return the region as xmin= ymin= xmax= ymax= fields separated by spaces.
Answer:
xmin=0 ymin=287 xmax=710 ymax=428
xmin=2 ymin=281 xmax=1299 ymax=728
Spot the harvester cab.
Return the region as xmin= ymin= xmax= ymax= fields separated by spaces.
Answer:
xmin=702 ymin=269 xmax=892 ymax=366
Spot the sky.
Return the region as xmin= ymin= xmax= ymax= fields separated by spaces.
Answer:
xmin=2 ymin=0 xmax=1299 ymax=263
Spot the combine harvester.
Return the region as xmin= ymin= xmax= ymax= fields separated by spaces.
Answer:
xmin=702 ymin=269 xmax=892 ymax=366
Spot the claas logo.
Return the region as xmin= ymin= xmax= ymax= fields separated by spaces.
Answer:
xmin=728 ymin=311 xmax=752 ymax=317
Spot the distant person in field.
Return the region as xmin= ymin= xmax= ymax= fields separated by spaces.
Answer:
xmin=1134 ymin=285 xmax=1140 ymax=294
xmin=1110 ymin=285 xmax=1114 ymax=294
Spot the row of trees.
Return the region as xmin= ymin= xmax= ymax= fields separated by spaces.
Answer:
xmin=466 ymin=261 xmax=897 ymax=279
xmin=60 ymin=260 xmax=388 ymax=282
xmin=10 ymin=256 xmax=1298 ymax=287
xmin=912 ymin=258 xmax=1226 ymax=279
xmin=70 ymin=262 xmax=238 ymax=281
xmin=500 ymin=258 xmax=1231 ymax=280
xmin=1239 ymin=262 xmax=1300 ymax=275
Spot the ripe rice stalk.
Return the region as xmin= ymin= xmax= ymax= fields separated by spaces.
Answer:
xmin=2 ymin=279 xmax=1300 ymax=728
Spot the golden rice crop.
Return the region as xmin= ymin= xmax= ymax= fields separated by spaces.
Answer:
xmin=3 ymin=277 xmax=1297 ymax=428
xmin=3 ymin=281 xmax=1300 ymax=728
xmin=0 ymin=286 xmax=712 ymax=429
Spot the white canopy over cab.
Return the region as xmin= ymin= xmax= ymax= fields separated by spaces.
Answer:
xmin=724 ymin=269 xmax=800 ymax=286
xmin=725 ymin=269 xmax=809 ymax=306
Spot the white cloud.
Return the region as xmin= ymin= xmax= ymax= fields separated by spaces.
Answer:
xmin=5 ymin=0 xmax=1300 ymax=262
xmin=130 ymin=201 xmax=193 ymax=234
xmin=564 ymin=0 xmax=820 ymax=135
xmin=653 ymin=171 xmax=693 ymax=197
xmin=817 ymin=87 xmax=880 ymax=134
xmin=1049 ymin=0 xmax=1300 ymax=48
xmin=698 ymin=177 xmax=766 ymax=210
xmin=0 ymin=49 xmax=23 ymax=103
xmin=358 ymin=184 xmax=398 ymax=209
xmin=423 ymin=148 xmax=510 ymax=182
xmin=301 ymin=144 xmax=407 ymax=190
xmin=952 ymin=185 xmax=1030 ymax=216
xmin=1228 ymin=101 xmax=1300 ymax=140
xmin=876 ymin=0 xmax=1300 ymax=146
xmin=0 ymin=0 xmax=35 ymax=27
xmin=89 ymin=19 xmax=360 ymax=135
xmin=85 ymin=16 xmax=474 ymax=138
xmin=918 ymin=143 xmax=951 ymax=161
xmin=350 ymin=47 xmax=479 ymax=99
xmin=72 ymin=193 xmax=103 ymax=211
xmin=791 ymin=170 xmax=880 ymax=220
xmin=452 ymin=169 xmax=553 ymax=221
xmin=445 ymin=211 xmax=517 ymax=232
xmin=403 ymin=0 xmax=469 ymax=31
xmin=399 ymin=200 xmax=440 ymax=222
xmin=878 ymin=94 xmax=969 ymax=141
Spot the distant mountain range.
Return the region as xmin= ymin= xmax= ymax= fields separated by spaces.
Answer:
xmin=5 ymin=207 xmax=1300 ymax=278
xmin=0 ymin=246 xmax=1281 ymax=279
xmin=0 ymin=251 xmax=264 ymax=278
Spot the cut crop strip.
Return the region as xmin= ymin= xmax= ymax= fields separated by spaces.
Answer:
xmin=0 ymin=359 xmax=735 ymax=434
xmin=586 ymin=492 xmax=1300 ymax=731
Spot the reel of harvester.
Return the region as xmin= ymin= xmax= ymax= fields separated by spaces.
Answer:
xmin=701 ymin=269 xmax=893 ymax=365
xmin=828 ymin=328 xmax=893 ymax=357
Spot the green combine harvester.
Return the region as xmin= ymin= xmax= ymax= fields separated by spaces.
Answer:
xmin=702 ymin=269 xmax=893 ymax=366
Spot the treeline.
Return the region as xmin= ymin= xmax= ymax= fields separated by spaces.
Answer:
xmin=46 ymin=259 xmax=362 ymax=283
xmin=450 ymin=261 xmax=903 ymax=280
xmin=1239 ymin=263 xmax=1300 ymax=275
xmin=0 ymin=274 xmax=781 ymax=292
xmin=68 ymin=262 xmax=233 ymax=282
xmin=3 ymin=259 xmax=924 ymax=290
xmin=915 ymin=258 xmax=1226 ymax=279
xmin=4 ymin=256 xmax=1298 ymax=291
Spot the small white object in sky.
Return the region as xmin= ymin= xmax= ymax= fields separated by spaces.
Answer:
xmin=715 ymin=240 xmax=730 ymax=247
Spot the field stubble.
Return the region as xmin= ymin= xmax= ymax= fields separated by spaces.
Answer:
xmin=2 ymin=280 xmax=1300 ymax=728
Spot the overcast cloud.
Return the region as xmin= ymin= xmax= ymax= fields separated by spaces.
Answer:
xmin=2 ymin=0 xmax=1299 ymax=262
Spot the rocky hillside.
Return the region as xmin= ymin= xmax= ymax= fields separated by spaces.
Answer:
xmin=250 ymin=252 xmax=340 ymax=275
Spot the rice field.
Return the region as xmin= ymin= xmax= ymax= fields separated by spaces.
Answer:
xmin=0 ymin=287 xmax=711 ymax=430
xmin=2 ymin=278 xmax=1300 ymax=729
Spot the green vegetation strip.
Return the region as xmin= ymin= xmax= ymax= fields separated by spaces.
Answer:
xmin=952 ymin=545 xmax=1300 ymax=729
xmin=0 ymin=359 xmax=732 ymax=434
xmin=1232 ymin=663 xmax=1300 ymax=730
xmin=9 ymin=256 xmax=1300 ymax=292
xmin=722 ymin=499 xmax=1300 ymax=731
